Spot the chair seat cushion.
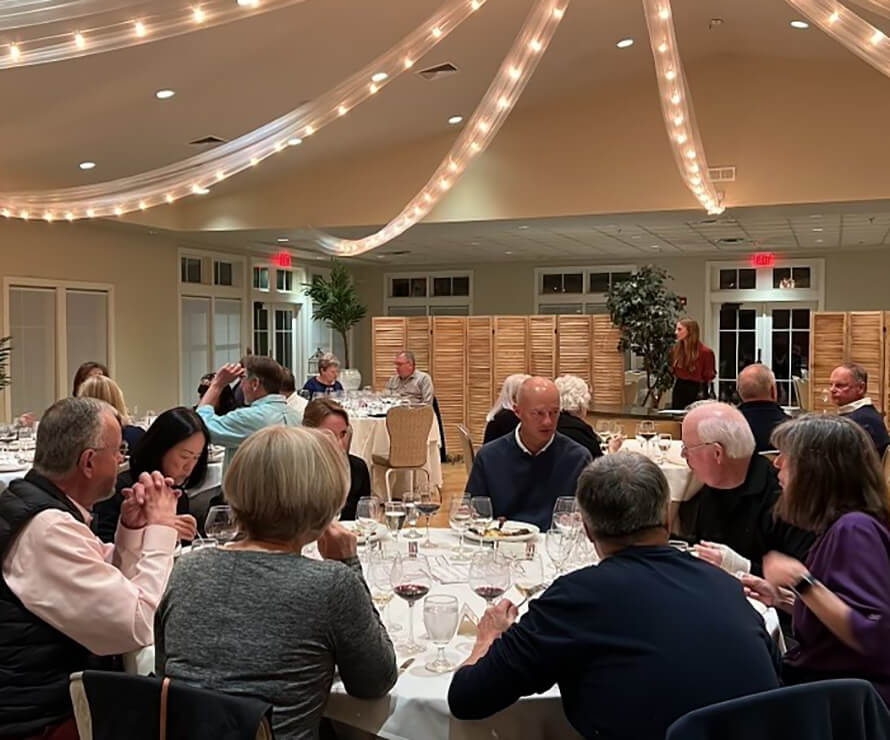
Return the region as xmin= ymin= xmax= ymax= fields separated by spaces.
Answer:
xmin=371 ymin=454 xmax=391 ymax=467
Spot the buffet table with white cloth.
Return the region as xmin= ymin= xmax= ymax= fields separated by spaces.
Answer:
xmin=127 ymin=527 xmax=780 ymax=740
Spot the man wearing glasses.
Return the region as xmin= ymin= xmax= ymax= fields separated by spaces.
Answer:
xmin=0 ymin=397 xmax=181 ymax=739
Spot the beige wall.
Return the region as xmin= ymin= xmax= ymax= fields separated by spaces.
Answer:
xmin=0 ymin=219 xmax=179 ymax=419
xmin=348 ymin=247 xmax=890 ymax=383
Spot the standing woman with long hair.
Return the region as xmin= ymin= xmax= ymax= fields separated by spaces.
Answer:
xmin=670 ymin=318 xmax=716 ymax=409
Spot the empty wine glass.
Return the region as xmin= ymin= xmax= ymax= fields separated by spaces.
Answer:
xmin=449 ymin=496 xmax=473 ymax=562
xmin=390 ymin=556 xmax=431 ymax=655
xmin=423 ymin=594 xmax=460 ymax=673
xmin=656 ymin=433 xmax=673 ymax=463
xmin=594 ymin=419 xmax=614 ymax=454
xmin=470 ymin=496 xmax=493 ymax=549
xmin=415 ymin=489 xmax=441 ymax=548
xmin=512 ymin=554 xmax=547 ymax=606
xmin=546 ymin=527 xmax=575 ymax=577
xmin=204 ymin=505 xmax=237 ymax=544
xmin=384 ymin=501 xmax=406 ymax=542
xmin=402 ymin=492 xmax=422 ymax=540
xmin=552 ymin=496 xmax=581 ymax=537
xmin=355 ymin=496 xmax=381 ymax=553
xmin=468 ymin=550 xmax=511 ymax=607
xmin=367 ymin=551 xmax=401 ymax=634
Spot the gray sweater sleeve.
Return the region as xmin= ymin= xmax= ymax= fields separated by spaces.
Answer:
xmin=328 ymin=557 xmax=398 ymax=698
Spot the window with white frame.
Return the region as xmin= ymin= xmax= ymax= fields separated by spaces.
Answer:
xmin=214 ymin=260 xmax=234 ymax=287
xmin=276 ymin=269 xmax=294 ymax=293
xmin=535 ymin=265 xmax=635 ymax=314
xmin=4 ymin=279 xmax=112 ymax=419
xmin=252 ymin=266 xmax=270 ymax=291
xmin=384 ymin=271 xmax=472 ymax=316
xmin=180 ymin=256 xmax=203 ymax=284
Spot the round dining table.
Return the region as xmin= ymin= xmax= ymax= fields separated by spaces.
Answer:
xmin=128 ymin=527 xmax=780 ymax=740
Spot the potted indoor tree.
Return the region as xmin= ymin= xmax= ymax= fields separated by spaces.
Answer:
xmin=606 ymin=265 xmax=685 ymax=408
xmin=303 ymin=261 xmax=367 ymax=390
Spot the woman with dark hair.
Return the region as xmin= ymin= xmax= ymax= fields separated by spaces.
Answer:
xmin=670 ymin=318 xmax=715 ymax=409
xmin=93 ymin=407 xmax=208 ymax=542
xmin=72 ymin=361 xmax=108 ymax=396
xmin=303 ymin=398 xmax=370 ymax=520
xmin=742 ymin=414 xmax=890 ymax=703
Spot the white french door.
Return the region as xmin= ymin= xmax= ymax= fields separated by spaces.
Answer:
xmin=253 ymin=303 xmax=300 ymax=373
xmin=713 ymin=302 xmax=816 ymax=405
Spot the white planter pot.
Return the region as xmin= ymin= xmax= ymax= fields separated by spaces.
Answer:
xmin=340 ymin=368 xmax=362 ymax=391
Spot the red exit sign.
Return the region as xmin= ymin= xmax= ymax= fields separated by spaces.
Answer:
xmin=272 ymin=251 xmax=291 ymax=268
xmin=749 ymin=252 xmax=775 ymax=268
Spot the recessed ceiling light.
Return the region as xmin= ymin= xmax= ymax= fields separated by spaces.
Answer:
xmin=790 ymin=20 xmax=809 ymax=29
xmin=287 ymin=137 xmax=302 ymax=146
xmin=809 ymin=214 xmax=823 ymax=218
xmin=447 ymin=115 xmax=463 ymax=125
xmin=812 ymin=227 xmax=823 ymax=232
xmin=816 ymin=238 xmax=824 ymax=243
xmin=276 ymin=237 xmax=289 ymax=243
xmin=649 ymin=244 xmax=661 ymax=250
xmin=377 ymin=255 xmax=386 ymax=259
xmin=505 ymin=250 xmax=513 ymax=255
xmin=616 ymin=38 xmax=634 ymax=48
xmin=79 ymin=161 xmax=96 ymax=170
xmin=518 ymin=225 xmax=529 ymax=230
xmin=155 ymin=89 xmax=175 ymax=100
xmin=371 ymin=72 xmax=388 ymax=83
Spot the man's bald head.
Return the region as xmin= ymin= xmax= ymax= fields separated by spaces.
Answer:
xmin=515 ymin=377 xmax=561 ymax=453
xmin=682 ymin=401 xmax=756 ymax=488
xmin=737 ymin=364 xmax=777 ymax=403
xmin=517 ymin=377 xmax=559 ymax=407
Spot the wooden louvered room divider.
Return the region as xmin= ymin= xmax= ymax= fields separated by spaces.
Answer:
xmin=371 ymin=315 xmax=626 ymax=456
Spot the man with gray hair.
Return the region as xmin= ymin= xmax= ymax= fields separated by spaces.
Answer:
xmin=736 ymin=364 xmax=789 ymax=452
xmin=449 ymin=453 xmax=780 ymax=740
xmin=678 ymin=402 xmax=814 ymax=577
xmin=0 ymin=398 xmax=181 ymax=738
xmin=384 ymin=350 xmax=434 ymax=405
xmin=829 ymin=362 xmax=890 ymax=456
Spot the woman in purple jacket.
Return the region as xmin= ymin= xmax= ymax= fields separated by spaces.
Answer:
xmin=743 ymin=414 xmax=890 ymax=704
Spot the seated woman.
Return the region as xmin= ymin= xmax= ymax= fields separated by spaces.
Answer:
xmin=72 ymin=360 xmax=108 ymax=396
xmin=302 ymin=352 xmax=344 ymax=396
xmin=76 ymin=374 xmax=145 ymax=451
xmin=155 ymin=426 xmax=397 ymax=740
xmin=743 ymin=414 xmax=890 ymax=704
xmin=483 ymin=373 xmax=529 ymax=444
xmin=94 ymin=407 xmax=207 ymax=542
xmin=303 ymin=398 xmax=370 ymax=520
xmin=555 ymin=374 xmax=602 ymax=459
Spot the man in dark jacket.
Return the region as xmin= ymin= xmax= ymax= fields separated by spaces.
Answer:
xmin=736 ymin=364 xmax=790 ymax=452
xmin=830 ymin=363 xmax=890 ymax=457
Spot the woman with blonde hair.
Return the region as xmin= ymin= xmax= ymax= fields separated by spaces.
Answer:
xmin=670 ymin=318 xmax=715 ymax=409
xmin=483 ymin=373 xmax=530 ymax=444
xmin=155 ymin=425 xmax=397 ymax=739
xmin=301 ymin=352 xmax=344 ymax=396
xmin=76 ymin=374 xmax=145 ymax=451
xmin=555 ymin=374 xmax=602 ymax=459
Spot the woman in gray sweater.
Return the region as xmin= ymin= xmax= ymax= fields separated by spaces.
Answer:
xmin=155 ymin=426 xmax=397 ymax=740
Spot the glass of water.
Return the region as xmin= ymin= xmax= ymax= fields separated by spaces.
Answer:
xmin=656 ymin=433 xmax=673 ymax=463
xmin=423 ymin=594 xmax=460 ymax=673
xmin=384 ymin=501 xmax=406 ymax=542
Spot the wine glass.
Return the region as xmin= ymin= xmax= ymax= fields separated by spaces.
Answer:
xmin=204 ymin=505 xmax=237 ymax=543
xmin=656 ymin=433 xmax=673 ymax=464
xmin=367 ymin=552 xmax=401 ymax=634
xmin=355 ymin=496 xmax=381 ymax=553
xmin=402 ymin=491 xmax=422 ymax=540
xmin=512 ymin=554 xmax=547 ymax=606
xmin=636 ymin=420 xmax=657 ymax=456
xmin=390 ymin=556 xmax=431 ymax=655
xmin=470 ymin=496 xmax=493 ymax=549
xmin=546 ymin=526 xmax=575 ymax=577
xmin=552 ymin=496 xmax=581 ymax=537
xmin=468 ymin=550 xmax=511 ymax=606
xmin=594 ymin=419 xmax=613 ymax=454
xmin=449 ymin=496 xmax=473 ymax=562
xmin=423 ymin=594 xmax=460 ymax=673
xmin=415 ymin=489 xmax=441 ymax=548
xmin=384 ymin=501 xmax=406 ymax=542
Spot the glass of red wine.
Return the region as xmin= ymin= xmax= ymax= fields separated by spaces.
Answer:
xmin=390 ymin=555 xmax=432 ymax=656
xmin=415 ymin=490 xmax=442 ymax=548
xmin=468 ymin=550 xmax=511 ymax=607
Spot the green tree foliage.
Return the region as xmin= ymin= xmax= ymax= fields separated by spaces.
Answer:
xmin=302 ymin=262 xmax=367 ymax=368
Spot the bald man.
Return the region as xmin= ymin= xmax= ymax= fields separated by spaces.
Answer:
xmin=736 ymin=364 xmax=790 ymax=452
xmin=466 ymin=377 xmax=592 ymax=530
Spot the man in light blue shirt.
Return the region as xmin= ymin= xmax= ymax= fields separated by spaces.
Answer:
xmin=197 ymin=356 xmax=302 ymax=470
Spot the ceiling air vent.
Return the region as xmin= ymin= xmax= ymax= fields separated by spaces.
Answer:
xmin=417 ymin=62 xmax=459 ymax=81
xmin=188 ymin=135 xmax=227 ymax=146
xmin=716 ymin=237 xmax=747 ymax=246
xmin=708 ymin=165 xmax=736 ymax=182
xmin=387 ymin=250 xmax=412 ymax=255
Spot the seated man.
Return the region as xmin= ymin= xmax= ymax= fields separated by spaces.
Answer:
xmin=449 ymin=453 xmax=781 ymax=740
xmin=736 ymin=364 xmax=790 ymax=452
xmin=830 ymin=362 xmax=890 ymax=457
xmin=197 ymin=356 xmax=303 ymax=470
xmin=0 ymin=398 xmax=181 ymax=738
xmin=678 ymin=402 xmax=815 ymax=576
xmin=466 ymin=377 xmax=591 ymax=529
xmin=384 ymin=351 xmax=434 ymax=405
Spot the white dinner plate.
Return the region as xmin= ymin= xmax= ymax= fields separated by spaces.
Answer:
xmin=339 ymin=521 xmax=389 ymax=543
xmin=460 ymin=520 xmax=540 ymax=543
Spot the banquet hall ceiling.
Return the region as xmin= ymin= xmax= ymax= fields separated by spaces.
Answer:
xmin=0 ymin=0 xmax=876 ymax=196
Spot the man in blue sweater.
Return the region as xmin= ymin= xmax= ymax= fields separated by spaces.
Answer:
xmin=830 ymin=363 xmax=890 ymax=457
xmin=466 ymin=377 xmax=591 ymax=530
xmin=449 ymin=453 xmax=781 ymax=740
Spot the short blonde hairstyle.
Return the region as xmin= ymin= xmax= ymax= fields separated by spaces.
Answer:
xmin=76 ymin=375 xmax=130 ymax=425
xmin=318 ymin=352 xmax=341 ymax=374
xmin=223 ymin=426 xmax=349 ymax=543
xmin=555 ymin=374 xmax=591 ymax=414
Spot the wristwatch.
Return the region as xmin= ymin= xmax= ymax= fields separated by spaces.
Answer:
xmin=790 ymin=571 xmax=818 ymax=597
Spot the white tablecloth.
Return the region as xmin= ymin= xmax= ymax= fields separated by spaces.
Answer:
xmin=350 ymin=415 xmax=443 ymax=495
xmin=0 ymin=465 xmax=28 ymax=491
xmin=620 ymin=439 xmax=701 ymax=502
xmin=186 ymin=460 xmax=223 ymax=499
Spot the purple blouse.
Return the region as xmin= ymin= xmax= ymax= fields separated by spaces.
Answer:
xmin=787 ymin=511 xmax=890 ymax=702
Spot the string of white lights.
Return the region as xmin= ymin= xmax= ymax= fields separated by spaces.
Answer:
xmin=313 ymin=0 xmax=569 ymax=256
xmin=642 ymin=0 xmax=723 ymax=215
xmin=847 ymin=0 xmax=890 ymax=18
xmin=1 ymin=0 xmax=310 ymax=69
xmin=1 ymin=0 xmax=149 ymax=31
xmin=785 ymin=0 xmax=890 ymax=76
xmin=0 ymin=0 xmax=488 ymax=222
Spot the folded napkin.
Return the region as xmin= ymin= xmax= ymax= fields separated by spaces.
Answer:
xmin=429 ymin=555 xmax=470 ymax=584
xmin=457 ymin=603 xmax=479 ymax=637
